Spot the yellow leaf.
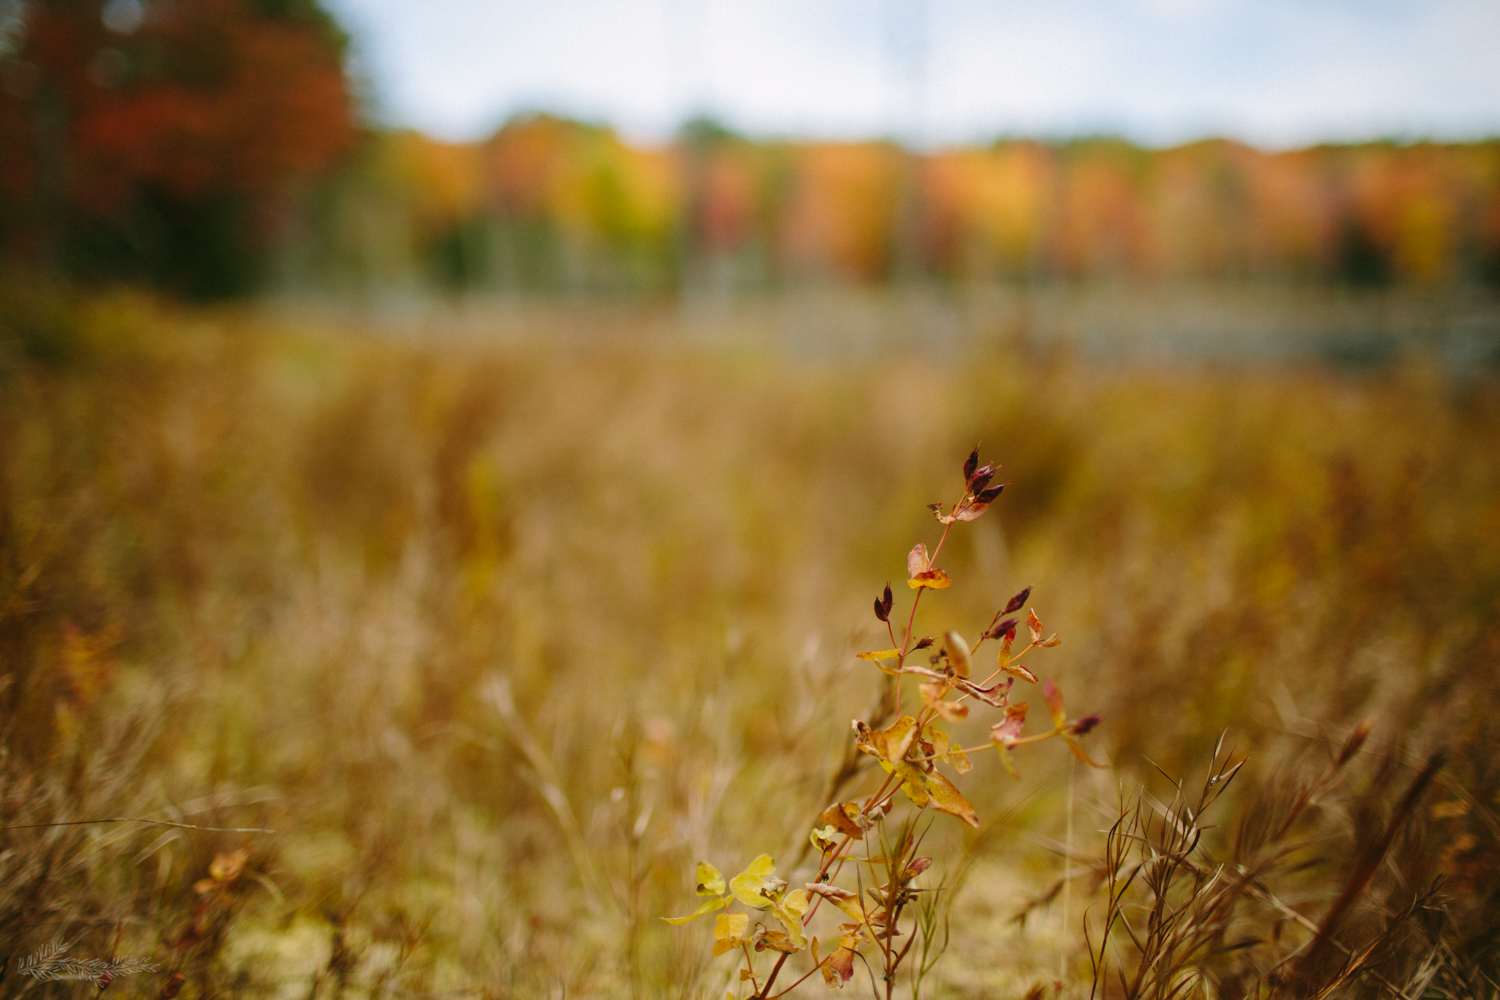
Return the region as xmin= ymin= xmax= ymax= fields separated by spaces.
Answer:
xmin=716 ymin=911 xmax=750 ymax=941
xmin=930 ymin=731 xmax=978 ymax=779
xmin=907 ymin=568 xmax=952 ymax=590
xmin=711 ymin=911 xmax=750 ymax=953
xmin=662 ymin=896 xmax=729 ymax=924
xmin=809 ymin=825 xmax=839 ymax=854
xmin=695 ymin=861 xmax=725 ymax=896
xmin=857 ymin=648 xmax=903 ymax=675
xmin=871 ymin=715 xmax=918 ymax=764
xmin=730 ymin=854 xmax=785 ymax=909
xmin=884 ymin=759 xmax=931 ymax=807
xmin=773 ymin=890 xmax=810 ymax=950
xmin=919 ymin=768 xmax=980 ymax=828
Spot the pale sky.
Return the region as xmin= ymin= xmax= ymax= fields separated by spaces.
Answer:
xmin=325 ymin=0 xmax=1500 ymax=148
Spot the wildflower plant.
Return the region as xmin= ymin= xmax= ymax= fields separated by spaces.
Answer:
xmin=667 ymin=448 xmax=1104 ymax=998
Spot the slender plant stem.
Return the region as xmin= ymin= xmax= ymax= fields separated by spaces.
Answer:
xmin=0 ymin=818 xmax=275 ymax=833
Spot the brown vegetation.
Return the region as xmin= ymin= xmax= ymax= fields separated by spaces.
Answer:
xmin=1 ymin=289 xmax=1497 ymax=997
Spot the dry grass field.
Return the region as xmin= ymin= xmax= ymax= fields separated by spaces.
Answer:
xmin=2 ymin=289 xmax=1498 ymax=999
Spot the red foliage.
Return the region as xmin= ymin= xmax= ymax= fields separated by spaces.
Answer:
xmin=1 ymin=0 xmax=354 ymax=227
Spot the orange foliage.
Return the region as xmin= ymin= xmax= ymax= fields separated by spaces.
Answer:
xmin=782 ymin=143 xmax=903 ymax=280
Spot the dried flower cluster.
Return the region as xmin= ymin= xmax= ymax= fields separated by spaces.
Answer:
xmin=668 ymin=448 xmax=1102 ymax=999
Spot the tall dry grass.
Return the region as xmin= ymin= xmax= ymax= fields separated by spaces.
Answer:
xmin=1 ymin=289 xmax=1497 ymax=997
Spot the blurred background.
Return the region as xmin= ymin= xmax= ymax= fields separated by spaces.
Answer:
xmin=2 ymin=2 xmax=1500 ymax=998
xmin=1 ymin=0 xmax=1498 ymax=359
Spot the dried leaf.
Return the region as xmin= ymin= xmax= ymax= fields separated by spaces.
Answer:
xmin=904 ymin=856 xmax=934 ymax=878
xmin=907 ymin=542 xmax=929 ymax=578
xmin=942 ymin=630 xmax=971 ymax=678
xmin=824 ymin=942 xmax=857 ymax=986
xmin=695 ymin=861 xmax=726 ymax=897
xmin=754 ymin=928 xmax=801 ymax=954
xmin=856 ymin=648 xmax=901 ymax=663
xmin=1040 ymin=633 xmax=1061 ymax=648
xmin=955 ymin=675 xmax=1012 ymax=707
xmin=907 ymin=568 xmax=952 ymax=590
xmin=918 ymin=680 xmax=968 ymax=721
xmin=1003 ymin=587 xmax=1032 ymax=615
xmin=807 ymin=883 xmax=865 ymax=922
xmin=1001 ymin=660 xmax=1038 ymax=684
xmin=954 ymin=502 xmax=988 ymax=521
xmin=817 ymin=802 xmax=865 ymax=840
xmin=1026 ymin=608 xmax=1044 ymax=645
xmin=1041 ymin=678 xmax=1066 ymax=729
xmin=926 ymin=692 xmax=969 ymax=721
xmin=990 ymin=702 xmax=1028 ymax=747
xmin=918 ymin=679 xmax=950 ymax=704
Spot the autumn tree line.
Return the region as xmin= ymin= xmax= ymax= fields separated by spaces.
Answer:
xmin=4 ymin=0 xmax=1500 ymax=300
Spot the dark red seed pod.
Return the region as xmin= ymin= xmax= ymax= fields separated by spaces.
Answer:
xmin=970 ymin=468 xmax=995 ymax=492
xmin=912 ymin=636 xmax=935 ymax=651
xmin=874 ymin=596 xmax=888 ymax=622
xmin=976 ymin=483 xmax=1006 ymax=503
xmin=1003 ymin=586 xmax=1032 ymax=615
xmin=984 ymin=616 xmax=1019 ymax=640
xmin=881 ymin=584 xmax=894 ymax=617
xmin=1071 ymin=714 xmax=1102 ymax=737
xmin=962 ymin=447 xmax=980 ymax=484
